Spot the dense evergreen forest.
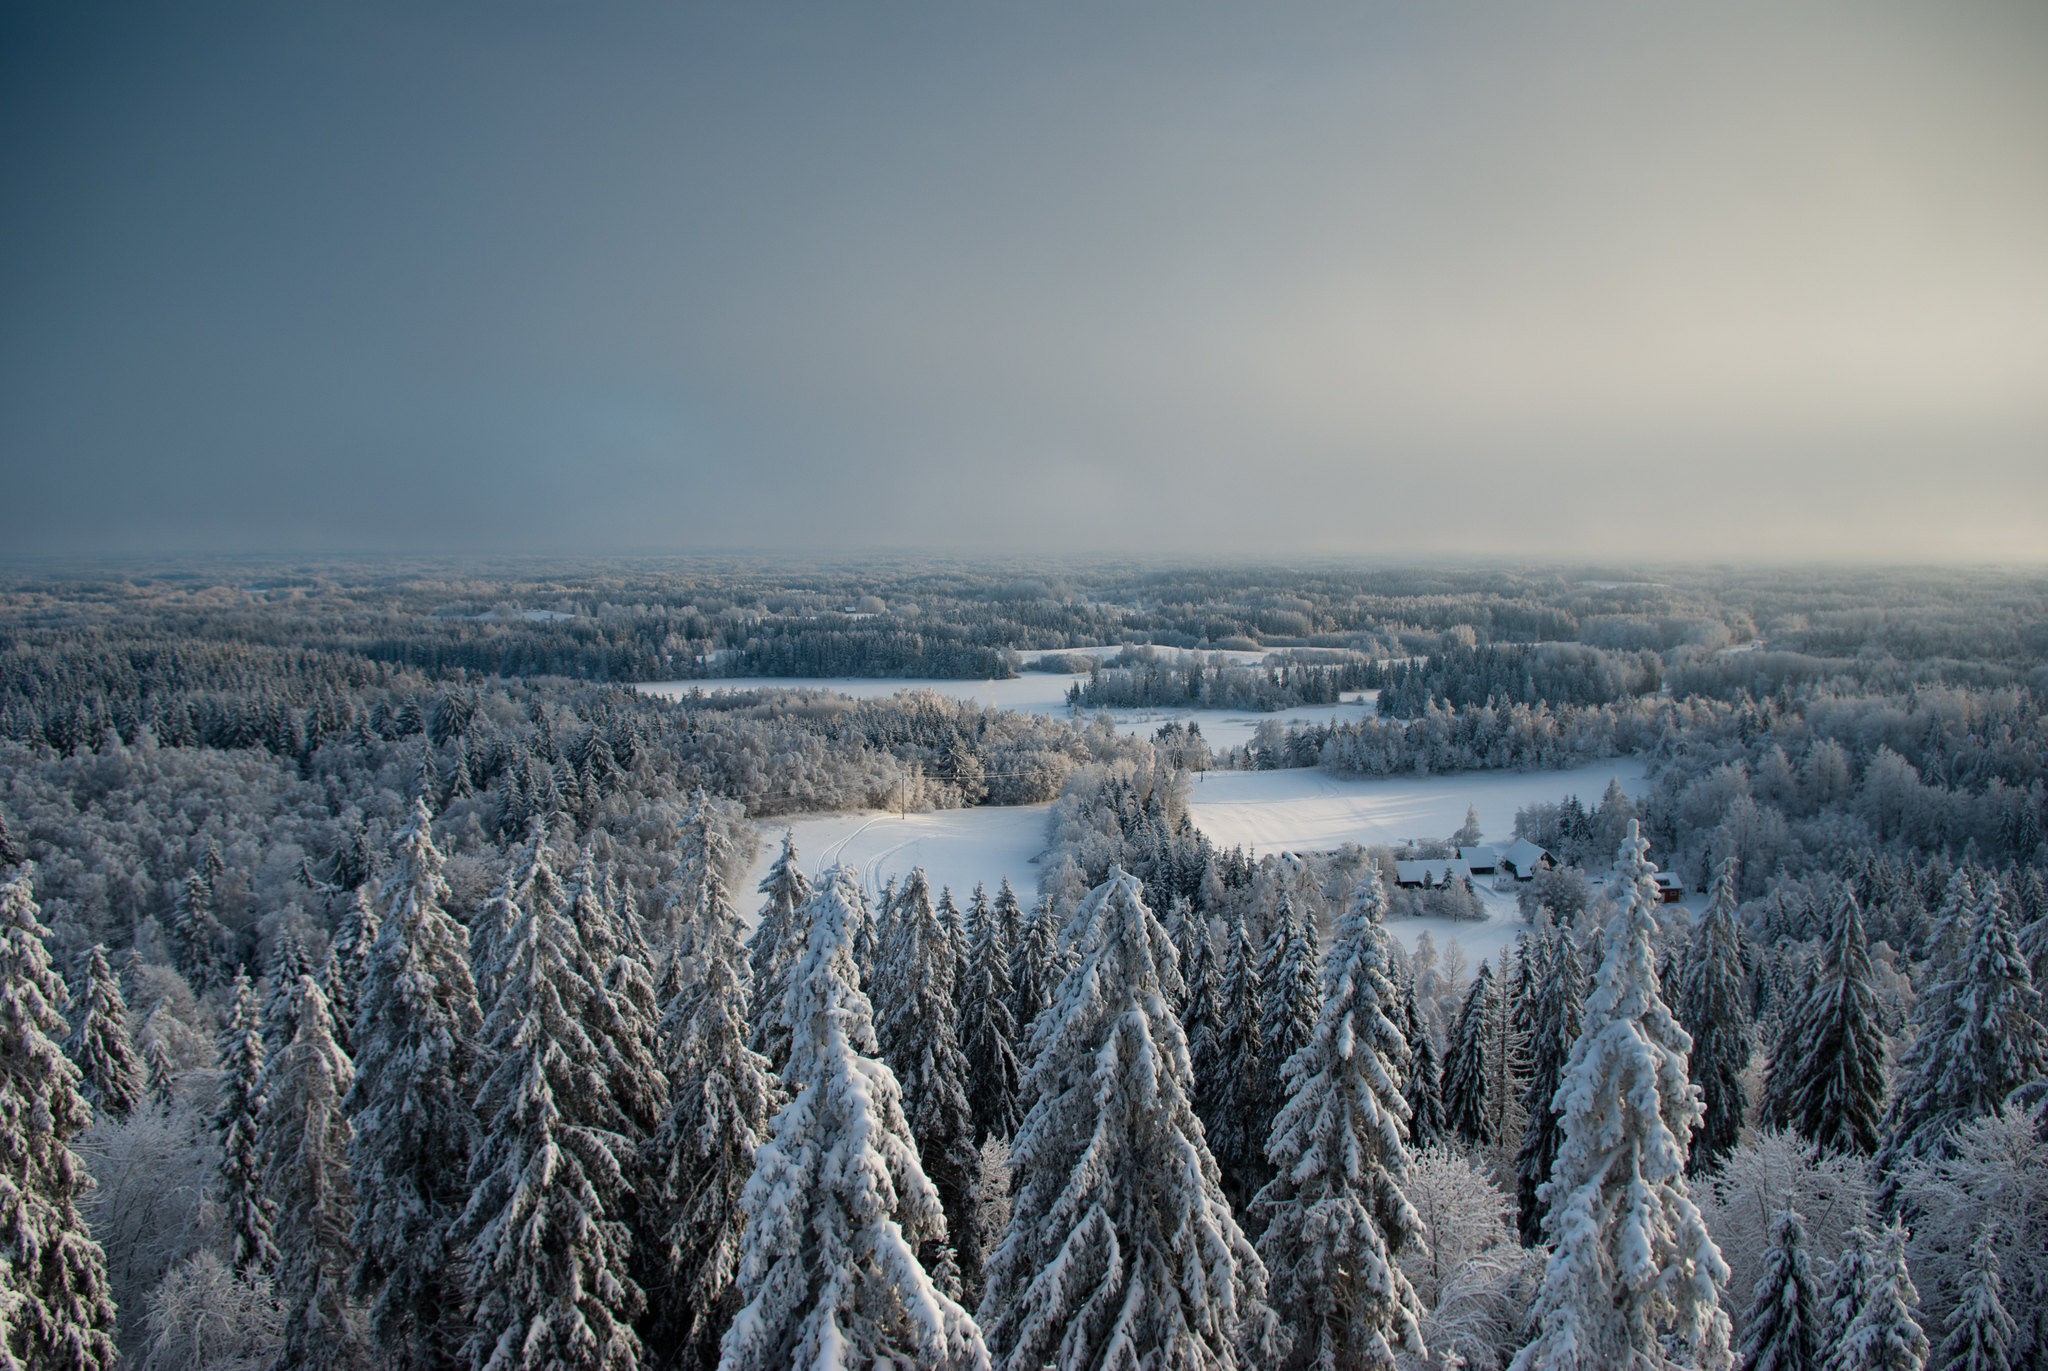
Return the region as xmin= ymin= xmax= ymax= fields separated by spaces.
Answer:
xmin=2 ymin=559 xmax=2045 ymax=1371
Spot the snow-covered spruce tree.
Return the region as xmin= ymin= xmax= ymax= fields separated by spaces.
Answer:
xmin=263 ymin=930 xmax=316 ymax=1065
xmin=1011 ymin=893 xmax=1063 ymax=1042
xmin=1516 ymin=924 xmax=1583 ymax=1247
xmin=344 ymin=798 xmax=483 ymax=1370
xmin=875 ymin=864 xmax=985 ymax=1303
xmin=960 ymin=887 xmax=1023 ymax=1145
xmin=1253 ymin=864 xmax=1425 ymax=1370
xmin=1877 ymin=877 xmax=2047 ymax=1199
xmin=1934 ymin=1229 xmax=2013 ymax=1371
xmin=1443 ymin=961 xmax=1497 ymax=1149
xmin=568 ymin=845 xmax=667 ymax=1142
xmin=143 ymin=1023 xmax=178 ymax=1111
xmin=1253 ymin=896 xmax=1320 ymax=1174
xmin=1683 ymin=858 xmax=1752 ymax=1176
xmin=1766 ymin=888 xmax=1888 ymax=1156
xmin=979 ymin=867 xmax=1275 ymax=1371
xmin=1510 ymin=821 xmax=1732 ymax=1371
xmin=459 ymin=836 xmax=645 ymax=1371
xmin=213 ymin=972 xmax=280 ymax=1275
xmin=260 ymin=976 xmax=368 ymax=1371
xmin=1819 ymin=1229 xmax=1875 ymax=1360
xmin=1875 ymin=872 xmax=1979 ymax=1193
xmin=718 ymin=866 xmax=986 ymax=1371
xmin=172 ymin=867 xmax=231 ymax=994
xmin=642 ymin=813 xmax=782 ymax=1371
xmin=744 ymin=831 xmax=810 ymax=1073
xmin=332 ymin=885 xmax=381 ymax=1013
xmin=1199 ymin=911 xmax=1268 ymax=1208
xmin=1735 ymin=1210 xmax=1820 ymax=1371
xmin=327 ymin=884 xmax=381 ymax=1056
xmin=1401 ymin=977 xmax=1447 ymax=1150
xmin=0 ymin=867 xmax=118 ymax=1371
xmin=64 ymin=942 xmax=143 ymax=1122
xmin=1830 ymin=1222 xmax=1927 ymax=1371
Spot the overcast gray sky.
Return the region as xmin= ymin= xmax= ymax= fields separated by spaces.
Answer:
xmin=4 ymin=1 xmax=2044 ymax=561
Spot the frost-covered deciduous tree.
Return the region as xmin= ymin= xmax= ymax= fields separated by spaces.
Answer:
xmin=979 ymin=868 xmax=1274 ymax=1371
xmin=1254 ymin=865 xmax=1426 ymax=1370
xmin=0 ymin=867 xmax=118 ymax=1371
xmin=1443 ymin=961 xmax=1497 ymax=1149
xmin=718 ymin=866 xmax=986 ymax=1371
xmin=1892 ymin=1112 xmax=2048 ymax=1371
xmin=1697 ymin=1130 xmax=1871 ymax=1352
xmin=642 ymin=812 xmax=782 ymax=1371
xmin=258 ymin=976 xmax=368 ymax=1371
xmin=1516 ymin=925 xmax=1582 ymax=1246
xmin=1682 ymin=858 xmax=1751 ymax=1175
xmin=743 ymin=831 xmax=809 ymax=1074
xmin=142 ymin=1249 xmax=285 ymax=1371
xmin=1734 ymin=1210 xmax=1820 ymax=1371
xmin=875 ymin=865 xmax=985 ymax=1302
xmin=459 ymin=838 xmax=644 ymax=1371
xmin=344 ymin=799 xmax=482 ymax=1371
xmin=212 ymin=973 xmax=279 ymax=1276
xmin=1765 ymin=890 xmax=1888 ymax=1156
xmin=1398 ymin=1144 xmax=1514 ymax=1314
xmin=65 ymin=943 xmax=143 ymax=1122
xmin=1510 ymin=822 xmax=1732 ymax=1371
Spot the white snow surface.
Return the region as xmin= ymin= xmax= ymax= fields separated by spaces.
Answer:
xmin=741 ymin=759 xmax=1654 ymax=971
xmin=741 ymin=805 xmax=1055 ymax=925
xmin=637 ymin=672 xmax=1375 ymax=751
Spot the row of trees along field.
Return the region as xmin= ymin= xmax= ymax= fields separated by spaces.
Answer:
xmin=6 ymin=786 xmax=2046 ymax=1370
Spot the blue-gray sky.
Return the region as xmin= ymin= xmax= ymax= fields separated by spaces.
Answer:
xmin=4 ymin=1 xmax=2045 ymax=560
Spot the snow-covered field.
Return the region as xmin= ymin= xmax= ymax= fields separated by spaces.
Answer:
xmin=739 ymin=758 xmax=1655 ymax=967
xmin=740 ymin=803 xmax=1055 ymax=919
xmin=1187 ymin=760 xmax=1653 ymax=964
xmin=638 ymin=671 xmax=1376 ymax=751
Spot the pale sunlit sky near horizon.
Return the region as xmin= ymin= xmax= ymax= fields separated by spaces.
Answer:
xmin=3 ymin=1 xmax=2044 ymax=561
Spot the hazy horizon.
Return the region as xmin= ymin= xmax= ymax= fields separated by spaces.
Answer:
xmin=5 ymin=1 xmax=2045 ymax=562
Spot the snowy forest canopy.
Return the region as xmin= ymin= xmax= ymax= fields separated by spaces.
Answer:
xmin=1 ymin=557 xmax=2045 ymax=1371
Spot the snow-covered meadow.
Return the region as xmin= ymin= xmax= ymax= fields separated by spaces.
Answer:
xmin=742 ymin=758 xmax=1655 ymax=967
xmin=637 ymin=665 xmax=1377 ymax=752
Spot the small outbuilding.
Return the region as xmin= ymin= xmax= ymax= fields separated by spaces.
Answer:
xmin=1459 ymin=843 xmax=1502 ymax=873
xmin=1652 ymin=871 xmax=1685 ymax=903
xmin=1499 ymin=838 xmax=1553 ymax=880
xmin=1395 ymin=858 xmax=1472 ymax=889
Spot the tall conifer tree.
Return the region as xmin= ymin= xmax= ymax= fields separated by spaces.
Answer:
xmin=1683 ymin=857 xmax=1752 ymax=1174
xmin=345 ymin=799 xmax=482 ymax=1370
xmin=980 ymin=869 xmax=1274 ymax=1371
xmin=1511 ymin=822 xmax=1732 ymax=1371
xmin=719 ymin=868 xmax=985 ymax=1371
xmin=1766 ymin=889 xmax=1888 ymax=1156
xmin=1253 ymin=866 xmax=1425 ymax=1370
xmin=63 ymin=943 xmax=142 ymax=1123
xmin=0 ymin=868 xmax=118 ymax=1371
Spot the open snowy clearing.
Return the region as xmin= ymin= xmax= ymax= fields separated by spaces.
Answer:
xmin=1188 ymin=760 xmax=1653 ymax=965
xmin=639 ymin=672 xmax=1377 ymax=750
xmin=741 ymin=758 xmax=1654 ymax=967
xmin=741 ymin=802 xmax=1055 ymax=921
